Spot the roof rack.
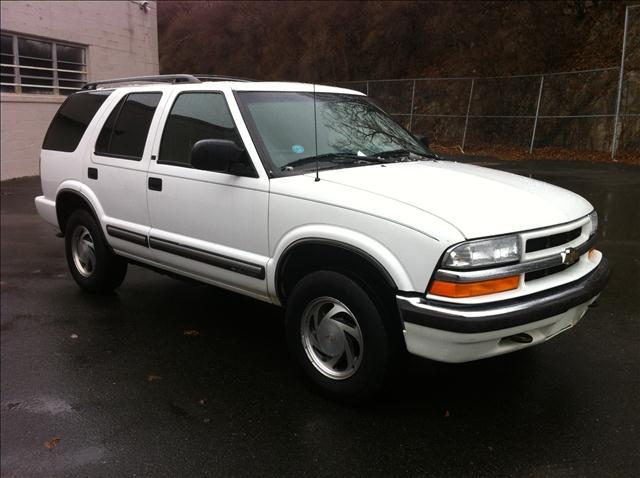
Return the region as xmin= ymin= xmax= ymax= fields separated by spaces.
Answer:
xmin=81 ymin=74 xmax=200 ymax=90
xmin=193 ymin=75 xmax=254 ymax=83
xmin=81 ymin=74 xmax=254 ymax=91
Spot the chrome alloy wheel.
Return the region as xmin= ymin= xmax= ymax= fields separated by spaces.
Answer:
xmin=71 ymin=225 xmax=96 ymax=278
xmin=300 ymin=297 xmax=364 ymax=380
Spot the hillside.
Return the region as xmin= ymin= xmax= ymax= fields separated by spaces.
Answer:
xmin=158 ymin=0 xmax=630 ymax=82
xmin=157 ymin=1 xmax=638 ymax=160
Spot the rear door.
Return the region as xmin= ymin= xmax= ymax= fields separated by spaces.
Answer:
xmin=146 ymin=89 xmax=270 ymax=299
xmin=89 ymin=90 xmax=166 ymax=260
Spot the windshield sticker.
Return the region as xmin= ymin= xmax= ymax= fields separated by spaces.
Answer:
xmin=291 ymin=144 xmax=305 ymax=154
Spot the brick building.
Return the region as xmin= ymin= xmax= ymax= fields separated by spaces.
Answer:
xmin=1 ymin=0 xmax=159 ymax=179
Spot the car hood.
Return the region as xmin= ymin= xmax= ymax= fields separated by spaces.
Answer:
xmin=303 ymin=160 xmax=593 ymax=239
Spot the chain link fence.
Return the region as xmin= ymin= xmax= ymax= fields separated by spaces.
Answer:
xmin=335 ymin=5 xmax=639 ymax=159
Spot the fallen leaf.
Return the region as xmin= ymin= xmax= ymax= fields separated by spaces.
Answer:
xmin=147 ymin=374 xmax=162 ymax=382
xmin=44 ymin=437 xmax=60 ymax=449
xmin=183 ymin=330 xmax=199 ymax=336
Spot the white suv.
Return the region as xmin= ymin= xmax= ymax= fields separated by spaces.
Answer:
xmin=35 ymin=74 xmax=609 ymax=400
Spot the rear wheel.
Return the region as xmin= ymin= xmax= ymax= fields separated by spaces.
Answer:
xmin=65 ymin=210 xmax=127 ymax=292
xmin=285 ymin=270 xmax=392 ymax=401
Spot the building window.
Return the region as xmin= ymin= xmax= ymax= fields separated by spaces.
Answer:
xmin=0 ymin=32 xmax=87 ymax=96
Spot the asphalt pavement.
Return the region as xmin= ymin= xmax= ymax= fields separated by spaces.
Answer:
xmin=1 ymin=159 xmax=639 ymax=477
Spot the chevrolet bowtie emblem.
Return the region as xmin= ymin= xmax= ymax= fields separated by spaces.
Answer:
xmin=561 ymin=247 xmax=580 ymax=266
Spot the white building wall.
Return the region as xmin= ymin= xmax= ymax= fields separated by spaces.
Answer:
xmin=1 ymin=0 xmax=159 ymax=180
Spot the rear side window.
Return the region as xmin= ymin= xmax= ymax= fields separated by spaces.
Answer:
xmin=95 ymin=92 xmax=162 ymax=160
xmin=158 ymin=92 xmax=242 ymax=167
xmin=42 ymin=90 xmax=112 ymax=152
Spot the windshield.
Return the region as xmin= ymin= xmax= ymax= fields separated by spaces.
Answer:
xmin=236 ymin=92 xmax=430 ymax=174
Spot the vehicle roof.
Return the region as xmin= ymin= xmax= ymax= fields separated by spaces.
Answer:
xmin=83 ymin=81 xmax=365 ymax=96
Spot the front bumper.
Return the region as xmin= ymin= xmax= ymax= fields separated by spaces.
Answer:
xmin=397 ymin=257 xmax=609 ymax=362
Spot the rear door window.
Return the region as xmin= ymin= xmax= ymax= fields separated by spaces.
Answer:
xmin=42 ymin=90 xmax=112 ymax=152
xmin=95 ymin=92 xmax=162 ymax=160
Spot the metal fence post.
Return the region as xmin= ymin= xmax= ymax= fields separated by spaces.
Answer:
xmin=408 ymin=80 xmax=416 ymax=132
xmin=611 ymin=5 xmax=631 ymax=160
xmin=530 ymin=75 xmax=545 ymax=154
xmin=461 ymin=78 xmax=475 ymax=151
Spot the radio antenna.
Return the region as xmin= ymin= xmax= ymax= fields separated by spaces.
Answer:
xmin=313 ymin=81 xmax=320 ymax=182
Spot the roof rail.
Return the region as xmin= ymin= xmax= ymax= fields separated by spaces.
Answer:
xmin=193 ymin=75 xmax=254 ymax=83
xmin=81 ymin=74 xmax=255 ymax=91
xmin=81 ymin=74 xmax=201 ymax=90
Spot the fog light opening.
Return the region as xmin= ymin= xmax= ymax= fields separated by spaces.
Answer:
xmin=502 ymin=333 xmax=533 ymax=344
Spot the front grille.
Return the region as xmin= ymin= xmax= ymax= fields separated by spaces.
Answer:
xmin=525 ymin=227 xmax=581 ymax=253
xmin=525 ymin=260 xmax=579 ymax=282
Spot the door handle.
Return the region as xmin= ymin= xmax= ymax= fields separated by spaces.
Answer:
xmin=148 ymin=177 xmax=162 ymax=191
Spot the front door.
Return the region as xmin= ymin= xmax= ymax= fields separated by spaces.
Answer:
xmin=146 ymin=90 xmax=270 ymax=299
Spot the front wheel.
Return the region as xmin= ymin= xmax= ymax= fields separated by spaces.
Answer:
xmin=65 ymin=210 xmax=127 ymax=293
xmin=285 ymin=271 xmax=392 ymax=401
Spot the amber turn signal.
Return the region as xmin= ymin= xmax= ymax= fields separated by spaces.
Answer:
xmin=430 ymin=275 xmax=520 ymax=298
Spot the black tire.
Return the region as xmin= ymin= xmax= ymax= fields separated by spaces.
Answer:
xmin=64 ymin=209 xmax=127 ymax=293
xmin=285 ymin=270 xmax=392 ymax=402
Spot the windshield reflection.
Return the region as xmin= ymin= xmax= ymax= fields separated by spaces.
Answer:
xmin=238 ymin=92 xmax=427 ymax=173
xmin=319 ymin=96 xmax=425 ymax=155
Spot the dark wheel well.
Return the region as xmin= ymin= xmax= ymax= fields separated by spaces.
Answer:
xmin=276 ymin=240 xmax=397 ymax=307
xmin=56 ymin=190 xmax=98 ymax=236
xmin=277 ymin=240 xmax=403 ymax=328
xmin=277 ymin=241 xmax=397 ymax=303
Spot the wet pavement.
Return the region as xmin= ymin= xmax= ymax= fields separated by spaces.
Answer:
xmin=1 ymin=160 xmax=639 ymax=477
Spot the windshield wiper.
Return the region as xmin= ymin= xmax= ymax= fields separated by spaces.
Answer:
xmin=280 ymin=153 xmax=385 ymax=171
xmin=376 ymin=149 xmax=440 ymax=160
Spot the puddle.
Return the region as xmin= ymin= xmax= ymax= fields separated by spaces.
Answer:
xmin=4 ymin=396 xmax=73 ymax=415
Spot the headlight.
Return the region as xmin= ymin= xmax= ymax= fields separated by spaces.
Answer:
xmin=589 ymin=210 xmax=598 ymax=236
xmin=442 ymin=235 xmax=520 ymax=269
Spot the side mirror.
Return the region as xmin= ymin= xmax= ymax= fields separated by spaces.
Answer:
xmin=190 ymin=139 xmax=244 ymax=173
xmin=415 ymin=134 xmax=430 ymax=148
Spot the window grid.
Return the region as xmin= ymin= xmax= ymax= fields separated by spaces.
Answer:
xmin=0 ymin=32 xmax=86 ymax=96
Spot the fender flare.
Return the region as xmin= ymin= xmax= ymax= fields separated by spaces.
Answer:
xmin=55 ymin=181 xmax=107 ymax=239
xmin=268 ymin=225 xmax=414 ymax=303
